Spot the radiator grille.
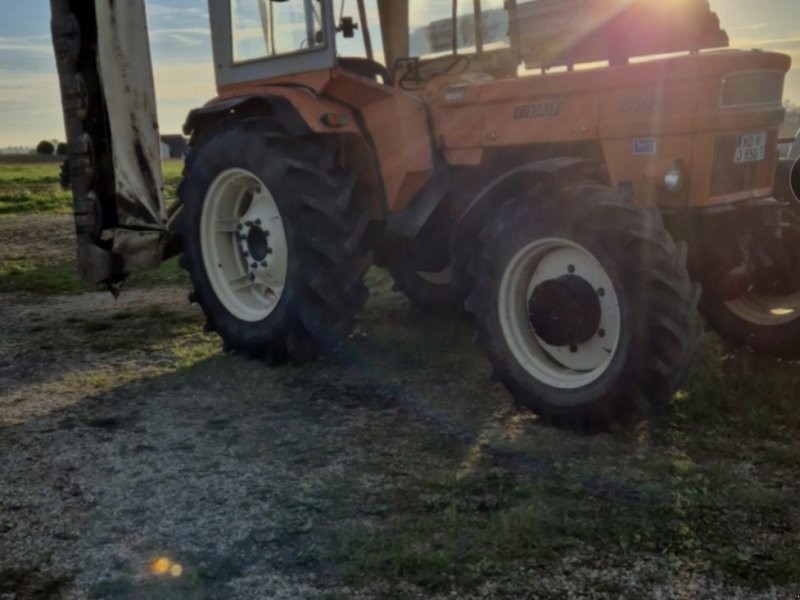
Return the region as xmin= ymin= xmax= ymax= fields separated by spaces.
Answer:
xmin=710 ymin=131 xmax=776 ymax=197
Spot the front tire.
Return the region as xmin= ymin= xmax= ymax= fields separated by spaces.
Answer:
xmin=700 ymin=209 xmax=800 ymax=357
xmin=179 ymin=119 xmax=369 ymax=362
xmin=467 ymin=183 xmax=697 ymax=430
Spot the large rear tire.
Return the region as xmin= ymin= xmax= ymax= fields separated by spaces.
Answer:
xmin=467 ymin=183 xmax=697 ymax=430
xmin=178 ymin=119 xmax=369 ymax=362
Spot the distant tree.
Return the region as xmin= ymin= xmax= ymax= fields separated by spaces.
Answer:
xmin=781 ymin=100 xmax=800 ymax=139
xmin=36 ymin=140 xmax=55 ymax=155
xmin=56 ymin=142 xmax=68 ymax=156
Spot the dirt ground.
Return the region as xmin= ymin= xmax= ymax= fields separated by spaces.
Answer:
xmin=1 ymin=214 xmax=799 ymax=599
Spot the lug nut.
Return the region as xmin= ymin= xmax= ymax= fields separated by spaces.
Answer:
xmin=598 ymin=329 xmax=606 ymax=338
xmin=255 ymin=218 xmax=262 ymax=226
xmin=568 ymin=265 xmax=575 ymax=274
xmin=260 ymin=261 xmax=268 ymax=268
xmin=245 ymin=220 xmax=253 ymax=227
xmin=242 ymin=251 xmax=249 ymax=258
xmin=597 ymin=288 xmax=605 ymax=297
xmin=251 ymin=262 xmax=258 ymax=269
xmin=249 ymin=273 xmax=256 ymax=282
xmin=569 ymin=345 xmax=578 ymax=353
xmin=237 ymin=223 xmax=243 ymax=231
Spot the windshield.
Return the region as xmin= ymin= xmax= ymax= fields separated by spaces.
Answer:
xmin=231 ymin=0 xmax=325 ymax=62
xmin=408 ymin=0 xmax=509 ymax=58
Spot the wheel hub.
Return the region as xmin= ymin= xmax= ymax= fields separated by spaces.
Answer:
xmin=237 ymin=218 xmax=274 ymax=273
xmin=246 ymin=224 xmax=271 ymax=262
xmin=527 ymin=274 xmax=602 ymax=347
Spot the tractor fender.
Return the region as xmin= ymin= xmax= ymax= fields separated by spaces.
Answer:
xmin=183 ymin=91 xmax=362 ymax=140
xmin=180 ymin=91 xmax=384 ymax=222
xmin=451 ymin=158 xmax=597 ymax=265
xmin=184 ymin=95 xmax=311 ymax=138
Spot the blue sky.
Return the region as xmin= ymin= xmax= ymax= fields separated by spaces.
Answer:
xmin=0 ymin=0 xmax=798 ymax=147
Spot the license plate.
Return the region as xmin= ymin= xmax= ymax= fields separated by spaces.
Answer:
xmin=734 ymin=131 xmax=767 ymax=163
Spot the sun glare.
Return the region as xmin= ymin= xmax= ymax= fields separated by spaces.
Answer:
xmin=150 ymin=556 xmax=183 ymax=577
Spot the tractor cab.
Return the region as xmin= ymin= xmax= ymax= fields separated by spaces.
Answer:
xmin=213 ymin=0 xmax=515 ymax=89
xmin=211 ymin=0 xmax=730 ymax=89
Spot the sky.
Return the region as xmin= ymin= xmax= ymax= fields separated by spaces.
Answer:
xmin=0 ymin=0 xmax=799 ymax=148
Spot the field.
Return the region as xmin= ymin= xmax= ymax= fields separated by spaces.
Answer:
xmin=1 ymin=161 xmax=799 ymax=599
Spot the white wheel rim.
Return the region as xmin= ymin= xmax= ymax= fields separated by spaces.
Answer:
xmin=725 ymin=211 xmax=800 ymax=327
xmin=200 ymin=168 xmax=289 ymax=322
xmin=498 ymin=238 xmax=622 ymax=394
xmin=726 ymin=295 xmax=800 ymax=326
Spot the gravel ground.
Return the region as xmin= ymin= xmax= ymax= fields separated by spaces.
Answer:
xmin=1 ymin=215 xmax=798 ymax=599
xmin=0 ymin=285 xmax=465 ymax=599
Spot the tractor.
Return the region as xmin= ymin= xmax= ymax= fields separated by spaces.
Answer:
xmin=50 ymin=0 xmax=795 ymax=429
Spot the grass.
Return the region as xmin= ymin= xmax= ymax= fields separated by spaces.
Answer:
xmin=73 ymin=305 xmax=205 ymax=353
xmin=0 ymin=256 xmax=188 ymax=295
xmin=0 ymin=163 xmax=71 ymax=214
xmin=0 ymin=160 xmax=184 ymax=216
xmin=335 ymin=310 xmax=800 ymax=594
xmin=353 ymin=468 xmax=798 ymax=589
xmin=0 ymin=259 xmax=88 ymax=294
xmin=0 ymin=159 xmax=188 ymax=294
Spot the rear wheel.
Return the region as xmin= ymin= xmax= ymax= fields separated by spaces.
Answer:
xmin=701 ymin=210 xmax=800 ymax=357
xmin=386 ymin=196 xmax=467 ymax=315
xmin=179 ymin=119 xmax=369 ymax=362
xmin=467 ymin=183 xmax=697 ymax=430
xmin=388 ymin=248 xmax=465 ymax=315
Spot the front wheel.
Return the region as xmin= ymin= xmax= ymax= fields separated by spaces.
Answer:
xmin=701 ymin=209 xmax=800 ymax=357
xmin=179 ymin=120 xmax=370 ymax=362
xmin=467 ymin=184 xmax=697 ymax=430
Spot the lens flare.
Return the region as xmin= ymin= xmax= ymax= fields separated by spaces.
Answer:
xmin=150 ymin=557 xmax=171 ymax=575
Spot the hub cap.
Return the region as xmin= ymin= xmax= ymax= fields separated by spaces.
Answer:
xmin=498 ymin=238 xmax=621 ymax=393
xmin=200 ymin=168 xmax=289 ymax=322
xmin=528 ymin=275 xmax=603 ymax=347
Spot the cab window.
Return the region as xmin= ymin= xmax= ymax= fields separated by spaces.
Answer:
xmin=231 ymin=0 xmax=325 ymax=63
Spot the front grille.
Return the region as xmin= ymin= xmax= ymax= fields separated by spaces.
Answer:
xmin=720 ymin=70 xmax=784 ymax=108
xmin=710 ymin=131 xmax=776 ymax=197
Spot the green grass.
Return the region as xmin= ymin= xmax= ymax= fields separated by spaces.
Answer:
xmin=0 ymin=256 xmax=188 ymax=295
xmin=75 ymin=305 xmax=204 ymax=353
xmin=0 ymin=190 xmax=72 ymax=215
xmin=0 ymin=163 xmax=71 ymax=214
xmin=335 ymin=305 xmax=800 ymax=594
xmin=0 ymin=160 xmax=188 ymax=294
xmin=0 ymin=259 xmax=88 ymax=294
xmin=0 ymin=160 xmax=184 ymax=215
xmin=344 ymin=458 xmax=800 ymax=590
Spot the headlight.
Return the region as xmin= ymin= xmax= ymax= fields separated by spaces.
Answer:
xmin=664 ymin=162 xmax=684 ymax=192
